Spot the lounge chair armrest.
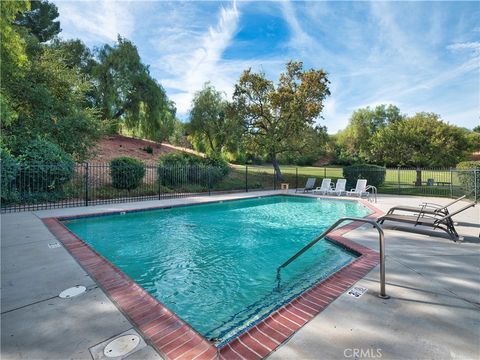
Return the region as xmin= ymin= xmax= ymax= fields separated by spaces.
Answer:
xmin=420 ymin=202 xmax=444 ymax=209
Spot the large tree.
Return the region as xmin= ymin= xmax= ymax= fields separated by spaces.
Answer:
xmin=2 ymin=45 xmax=101 ymax=160
xmin=188 ymin=83 xmax=241 ymax=155
xmin=14 ymin=0 xmax=61 ymax=43
xmin=370 ymin=113 xmax=472 ymax=185
xmin=232 ymin=61 xmax=330 ymax=178
xmin=92 ymin=36 xmax=176 ymax=141
xmin=336 ymin=104 xmax=404 ymax=163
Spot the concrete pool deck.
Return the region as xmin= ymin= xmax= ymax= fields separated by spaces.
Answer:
xmin=1 ymin=192 xmax=479 ymax=359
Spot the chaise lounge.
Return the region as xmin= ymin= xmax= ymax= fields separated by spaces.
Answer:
xmin=377 ymin=201 xmax=476 ymax=241
xmin=384 ymin=195 xmax=467 ymax=217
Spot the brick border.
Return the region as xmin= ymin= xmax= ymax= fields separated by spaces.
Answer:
xmin=42 ymin=196 xmax=384 ymax=360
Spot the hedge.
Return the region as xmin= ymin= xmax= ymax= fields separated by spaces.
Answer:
xmin=157 ymin=153 xmax=229 ymax=187
xmin=110 ymin=157 xmax=146 ymax=190
xmin=456 ymin=161 xmax=480 ymax=198
xmin=343 ymin=164 xmax=386 ymax=188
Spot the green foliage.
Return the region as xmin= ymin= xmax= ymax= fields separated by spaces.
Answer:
xmin=343 ymin=164 xmax=386 ymax=188
xmin=0 ymin=0 xmax=30 ymax=80
xmin=2 ymin=46 xmax=102 ymax=160
xmin=336 ymin=104 xmax=404 ymax=163
xmin=370 ymin=113 xmax=472 ymax=167
xmin=158 ymin=153 xmax=229 ymax=186
xmin=18 ymin=139 xmax=74 ymax=192
xmin=0 ymin=148 xmax=20 ymax=203
xmin=15 ymin=0 xmax=61 ymax=43
xmin=93 ymin=36 xmax=176 ymax=142
xmin=188 ymin=83 xmax=242 ymax=155
xmin=109 ymin=157 xmax=146 ymax=190
xmin=142 ymin=146 xmax=153 ymax=154
xmin=232 ymin=61 xmax=330 ymax=177
xmin=473 ymin=125 xmax=480 ymax=133
xmin=169 ymin=119 xmax=191 ymax=148
xmin=278 ymin=126 xmax=329 ymax=165
xmin=456 ymin=161 xmax=480 ymax=198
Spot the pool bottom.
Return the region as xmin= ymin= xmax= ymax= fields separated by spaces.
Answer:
xmin=43 ymin=195 xmax=383 ymax=360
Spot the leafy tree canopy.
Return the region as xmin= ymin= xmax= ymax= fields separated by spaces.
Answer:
xmin=188 ymin=83 xmax=242 ymax=155
xmin=232 ymin=61 xmax=330 ymax=177
xmin=0 ymin=0 xmax=30 ymax=80
xmin=370 ymin=112 xmax=472 ymax=168
xmin=336 ymin=104 xmax=404 ymax=163
xmin=2 ymin=44 xmax=101 ymax=160
xmin=93 ymin=36 xmax=176 ymax=142
xmin=15 ymin=0 xmax=61 ymax=43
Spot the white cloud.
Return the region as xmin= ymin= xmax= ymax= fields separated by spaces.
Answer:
xmin=448 ymin=41 xmax=480 ymax=55
xmin=55 ymin=0 xmax=135 ymax=43
xmin=157 ymin=1 xmax=240 ymax=115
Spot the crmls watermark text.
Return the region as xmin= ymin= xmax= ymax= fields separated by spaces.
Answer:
xmin=344 ymin=348 xmax=383 ymax=358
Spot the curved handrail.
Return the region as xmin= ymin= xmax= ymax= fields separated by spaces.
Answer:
xmin=365 ymin=185 xmax=377 ymax=203
xmin=276 ymin=217 xmax=389 ymax=299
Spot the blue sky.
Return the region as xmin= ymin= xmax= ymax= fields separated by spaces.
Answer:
xmin=54 ymin=0 xmax=479 ymax=133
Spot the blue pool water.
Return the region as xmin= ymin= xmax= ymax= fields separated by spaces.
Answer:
xmin=64 ymin=196 xmax=370 ymax=343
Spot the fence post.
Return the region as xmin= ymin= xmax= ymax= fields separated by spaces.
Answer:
xmin=245 ymin=165 xmax=248 ymax=193
xmin=84 ymin=163 xmax=89 ymax=207
xmin=324 ymin=167 xmax=326 ymax=179
xmin=449 ymin=168 xmax=453 ymax=198
xmin=273 ymin=170 xmax=276 ymax=190
xmin=158 ymin=166 xmax=161 ymax=200
xmin=397 ymin=166 xmax=401 ymax=194
xmin=475 ymin=169 xmax=478 ymax=201
xmin=208 ymin=167 xmax=211 ymax=196
xmin=295 ymin=167 xmax=298 ymax=193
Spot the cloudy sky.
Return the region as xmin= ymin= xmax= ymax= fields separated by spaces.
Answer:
xmin=54 ymin=0 xmax=479 ymax=133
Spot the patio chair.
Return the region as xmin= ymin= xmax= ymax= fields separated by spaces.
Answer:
xmin=385 ymin=195 xmax=467 ymax=217
xmin=377 ymin=201 xmax=476 ymax=241
xmin=313 ymin=178 xmax=332 ymax=195
xmin=303 ymin=178 xmax=316 ymax=192
xmin=347 ymin=179 xmax=368 ymax=198
xmin=328 ymin=179 xmax=347 ymax=196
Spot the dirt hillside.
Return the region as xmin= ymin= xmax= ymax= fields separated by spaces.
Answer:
xmin=87 ymin=135 xmax=189 ymax=164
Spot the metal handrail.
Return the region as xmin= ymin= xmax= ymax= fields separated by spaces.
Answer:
xmin=365 ymin=185 xmax=377 ymax=203
xmin=276 ymin=217 xmax=389 ymax=299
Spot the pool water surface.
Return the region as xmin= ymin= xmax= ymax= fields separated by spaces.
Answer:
xmin=64 ymin=195 xmax=371 ymax=343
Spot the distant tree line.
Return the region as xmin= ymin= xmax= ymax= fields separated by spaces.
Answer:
xmin=1 ymin=0 xmax=478 ymax=182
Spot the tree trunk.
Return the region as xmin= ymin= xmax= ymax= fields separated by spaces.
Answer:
xmin=415 ymin=166 xmax=422 ymax=187
xmin=271 ymin=153 xmax=282 ymax=181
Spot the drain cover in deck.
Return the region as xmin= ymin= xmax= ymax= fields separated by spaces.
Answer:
xmin=104 ymin=335 xmax=140 ymax=358
xmin=59 ymin=285 xmax=86 ymax=298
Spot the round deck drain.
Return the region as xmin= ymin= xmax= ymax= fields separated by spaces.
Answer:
xmin=59 ymin=285 xmax=86 ymax=299
xmin=104 ymin=335 xmax=140 ymax=358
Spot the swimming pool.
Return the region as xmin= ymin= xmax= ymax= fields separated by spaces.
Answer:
xmin=63 ymin=195 xmax=371 ymax=344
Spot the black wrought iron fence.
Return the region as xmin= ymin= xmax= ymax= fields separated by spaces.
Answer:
xmin=1 ymin=163 xmax=478 ymax=212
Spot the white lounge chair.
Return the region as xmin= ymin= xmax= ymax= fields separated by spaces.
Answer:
xmin=313 ymin=178 xmax=332 ymax=195
xmin=328 ymin=179 xmax=347 ymax=196
xmin=347 ymin=179 xmax=368 ymax=198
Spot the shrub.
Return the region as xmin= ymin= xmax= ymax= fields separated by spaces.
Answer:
xmin=456 ymin=161 xmax=480 ymax=198
xmin=0 ymin=148 xmax=20 ymax=203
xmin=158 ymin=152 xmax=229 ymax=187
xmin=110 ymin=157 xmax=146 ymax=190
xmin=343 ymin=164 xmax=386 ymax=188
xmin=142 ymin=146 xmax=153 ymax=154
xmin=18 ymin=139 xmax=75 ymax=192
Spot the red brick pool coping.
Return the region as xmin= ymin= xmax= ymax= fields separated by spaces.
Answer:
xmin=42 ymin=196 xmax=384 ymax=360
